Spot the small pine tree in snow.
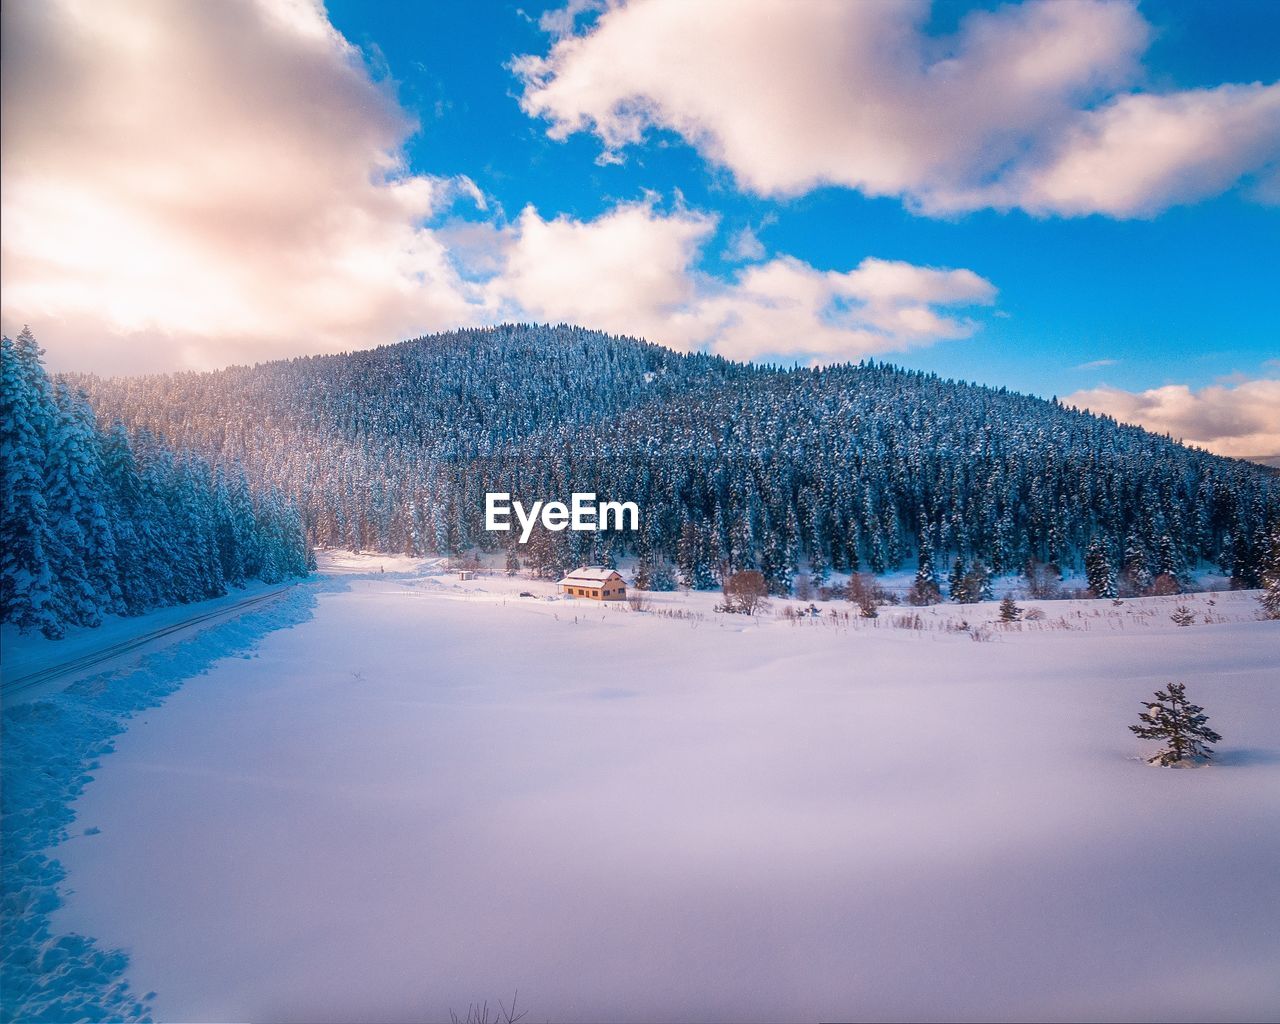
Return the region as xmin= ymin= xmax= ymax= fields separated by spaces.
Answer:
xmin=1130 ymin=682 xmax=1222 ymax=766
xmin=1260 ymin=521 xmax=1280 ymax=620
xmin=999 ymin=594 xmax=1022 ymax=621
xmin=1170 ymin=604 xmax=1195 ymax=627
xmin=505 ymin=547 xmax=520 ymax=576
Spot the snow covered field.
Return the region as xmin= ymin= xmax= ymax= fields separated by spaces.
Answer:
xmin=5 ymin=554 xmax=1279 ymax=1022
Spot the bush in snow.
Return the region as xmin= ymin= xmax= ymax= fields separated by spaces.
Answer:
xmin=1170 ymin=605 xmax=1195 ymax=627
xmin=1130 ymin=682 xmax=1222 ymax=766
xmin=721 ymin=569 xmax=769 ymax=615
xmin=847 ymin=572 xmax=881 ymax=618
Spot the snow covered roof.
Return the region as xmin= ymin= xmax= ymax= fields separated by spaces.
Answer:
xmin=558 ymin=566 xmax=624 ymax=586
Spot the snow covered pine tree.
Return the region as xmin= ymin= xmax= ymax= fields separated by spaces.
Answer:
xmin=1085 ymin=536 xmax=1117 ymax=598
xmin=1260 ymin=520 xmax=1280 ymax=620
xmin=1130 ymin=683 xmax=1222 ymax=766
xmin=69 ymin=324 xmax=1278 ymax=596
xmin=1 ymin=329 xmax=310 ymax=638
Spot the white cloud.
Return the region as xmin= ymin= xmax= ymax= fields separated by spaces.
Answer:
xmin=495 ymin=200 xmax=715 ymax=337
xmin=514 ymin=0 xmax=1280 ymax=217
xmin=538 ymin=0 xmax=606 ymax=40
xmin=0 ymin=0 xmax=998 ymax=374
xmin=492 ymin=200 xmax=996 ymax=363
xmin=0 ymin=0 xmax=491 ymax=373
xmin=724 ymin=226 xmax=766 ymax=263
xmin=983 ymin=84 xmax=1280 ymax=217
xmin=1064 ymin=379 xmax=1280 ymax=460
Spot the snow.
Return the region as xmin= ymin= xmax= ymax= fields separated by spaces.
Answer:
xmin=4 ymin=556 xmax=1279 ymax=1022
xmin=313 ymin=550 xmax=444 ymax=576
xmin=1 ymin=585 xmax=322 ymax=1023
xmin=2 ymin=581 xmax=288 ymax=700
xmin=558 ymin=566 xmax=623 ymax=585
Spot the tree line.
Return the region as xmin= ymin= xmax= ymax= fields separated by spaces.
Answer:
xmin=1 ymin=329 xmax=311 ymax=639
xmin=69 ymin=323 xmax=1278 ymax=596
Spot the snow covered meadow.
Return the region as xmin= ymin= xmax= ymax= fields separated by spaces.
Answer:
xmin=4 ymin=554 xmax=1279 ymax=1022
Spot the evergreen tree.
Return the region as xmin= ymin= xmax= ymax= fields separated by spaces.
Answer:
xmin=1129 ymin=682 xmax=1222 ymax=766
xmin=999 ymin=594 xmax=1022 ymax=622
xmin=1121 ymin=533 xmax=1151 ymax=595
xmin=964 ymin=562 xmax=993 ymax=602
xmin=1085 ymin=537 xmax=1117 ymax=598
xmin=1 ymin=331 xmax=309 ymax=637
xmin=0 ymin=330 xmax=61 ymax=636
xmin=948 ymin=557 xmax=968 ymax=603
xmin=633 ymin=547 xmax=654 ymax=591
xmin=1260 ymin=520 xmax=1280 ymax=620
xmin=649 ymin=559 xmax=676 ymax=592
xmin=909 ymin=544 xmax=941 ymax=605
xmin=57 ymin=322 xmax=1278 ymax=586
xmin=1156 ymin=533 xmax=1187 ymax=587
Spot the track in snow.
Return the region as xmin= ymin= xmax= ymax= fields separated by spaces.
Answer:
xmin=0 ymin=585 xmax=295 ymax=705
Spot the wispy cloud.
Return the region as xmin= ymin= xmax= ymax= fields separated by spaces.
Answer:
xmin=1074 ymin=358 xmax=1119 ymax=371
xmin=724 ymin=226 xmax=766 ymax=263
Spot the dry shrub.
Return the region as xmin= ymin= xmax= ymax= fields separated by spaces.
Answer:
xmin=847 ymin=573 xmax=881 ymax=618
xmin=722 ymin=569 xmax=770 ymax=615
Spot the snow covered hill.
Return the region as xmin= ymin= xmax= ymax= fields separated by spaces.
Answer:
xmin=5 ymin=553 xmax=1277 ymax=1022
xmin=72 ymin=324 xmax=1278 ymax=594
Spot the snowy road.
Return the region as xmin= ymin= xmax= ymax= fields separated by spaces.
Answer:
xmin=1 ymin=584 xmax=296 ymax=707
xmin=10 ymin=561 xmax=1280 ymax=1022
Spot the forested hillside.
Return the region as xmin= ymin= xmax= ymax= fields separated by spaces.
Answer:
xmin=1 ymin=329 xmax=311 ymax=639
xmin=73 ymin=324 xmax=1277 ymax=595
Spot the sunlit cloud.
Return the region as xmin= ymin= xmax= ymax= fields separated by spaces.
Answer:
xmin=1 ymin=0 xmax=492 ymax=374
xmin=1064 ymin=379 xmax=1280 ymax=461
xmin=0 ymin=0 xmax=998 ymax=374
xmin=516 ymin=0 xmax=1280 ymax=217
xmin=490 ymin=199 xmax=996 ymax=363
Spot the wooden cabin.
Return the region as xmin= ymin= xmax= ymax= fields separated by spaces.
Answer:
xmin=558 ymin=566 xmax=627 ymax=601
xmin=458 ymin=570 xmax=476 ymax=581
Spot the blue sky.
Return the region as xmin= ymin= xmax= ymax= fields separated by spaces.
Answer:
xmin=2 ymin=0 xmax=1277 ymax=456
xmin=329 ymin=0 xmax=1279 ymax=400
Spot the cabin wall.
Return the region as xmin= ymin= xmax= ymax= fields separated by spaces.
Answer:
xmin=561 ymin=583 xmax=627 ymax=601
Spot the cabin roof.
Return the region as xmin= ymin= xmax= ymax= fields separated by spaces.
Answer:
xmin=558 ymin=566 xmax=624 ymax=586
